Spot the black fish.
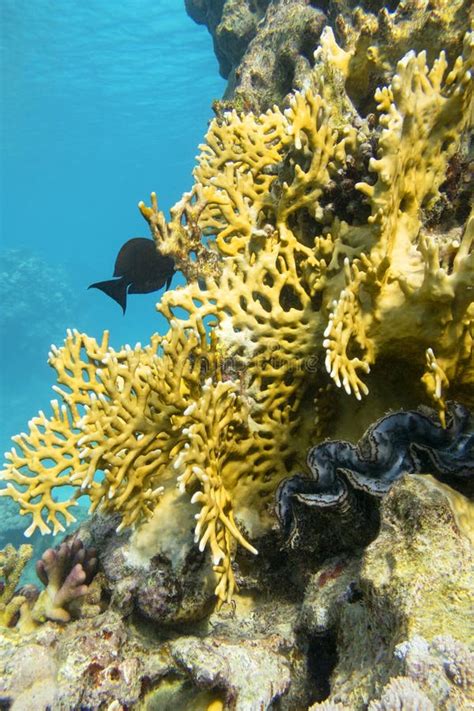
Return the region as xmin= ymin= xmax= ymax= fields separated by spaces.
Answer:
xmin=89 ymin=238 xmax=175 ymax=313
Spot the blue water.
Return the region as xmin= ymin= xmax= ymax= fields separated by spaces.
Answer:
xmin=0 ymin=1 xmax=225 ymax=454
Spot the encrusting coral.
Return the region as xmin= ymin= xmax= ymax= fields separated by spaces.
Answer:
xmin=1 ymin=29 xmax=473 ymax=606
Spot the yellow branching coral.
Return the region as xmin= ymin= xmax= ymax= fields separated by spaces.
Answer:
xmin=317 ymin=0 xmax=472 ymax=113
xmin=0 ymin=543 xmax=32 ymax=628
xmin=145 ymin=91 xmax=351 ymax=520
xmin=1 ymin=325 xmax=256 ymax=603
xmin=2 ymin=330 xmax=167 ymax=536
xmin=324 ymin=33 xmax=474 ymax=407
xmin=175 ymin=378 xmax=257 ymax=600
xmin=1 ymin=32 xmax=473 ymax=605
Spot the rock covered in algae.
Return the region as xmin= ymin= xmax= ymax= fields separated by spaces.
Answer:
xmin=0 ymin=602 xmax=303 ymax=710
xmin=0 ymin=610 xmax=168 ymax=709
xmin=186 ymin=0 xmax=472 ymax=114
xmin=168 ymin=633 xmax=292 ymax=709
xmin=360 ymin=476 xmax=473 ymax=642
xmin=77 ymin=507 xmax=216 ymax=626
xmin=187 ymin=0 xmax=327 ymax=112
xmin=299 ymin=475 xmax=474 ymax=709
xmin=185 ymin=0 xmax=271 ymax=79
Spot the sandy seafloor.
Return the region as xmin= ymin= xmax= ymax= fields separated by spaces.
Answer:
xmin=0 ymin=0 xmax=224 ymax=553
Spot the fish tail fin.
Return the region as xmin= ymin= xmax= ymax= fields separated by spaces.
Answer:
xmin=88 ymin=278 xmax=128 ymax=314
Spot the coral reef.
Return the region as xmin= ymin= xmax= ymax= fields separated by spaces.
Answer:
xmin=0 ymin=538 xmax=99 ymax=631
xmin=1 ymin=20 xmax=473 ymax=611
xmin=0 ymin=327 xmax=257 ymax=604
xmin=0 ymin=249 xmax=74 ymax=353
xmin=0 ymin=4 xmax=473 ymax=707
xmin=0 ymin=497 xmax=90 ymax=590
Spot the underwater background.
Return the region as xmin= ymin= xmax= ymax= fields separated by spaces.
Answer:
xmin=0 ymin=0 xmax=224 ymax=456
